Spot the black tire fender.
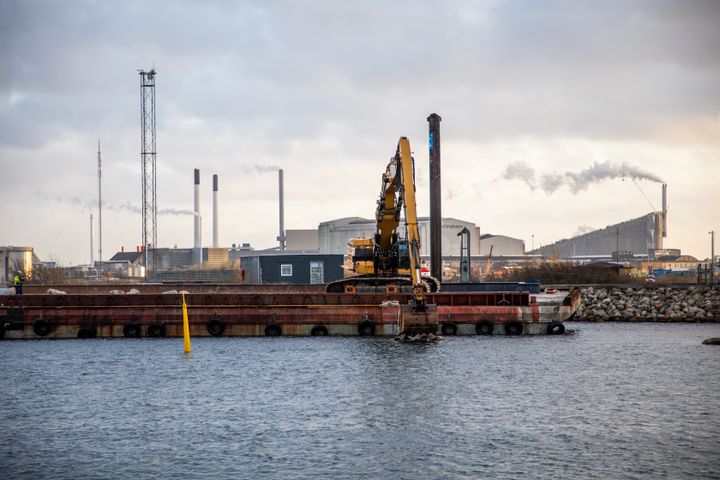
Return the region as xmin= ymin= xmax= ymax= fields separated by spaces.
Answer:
xmin=504 ymin=320 xmax=523 ymax=336
xmin=475 ymin=319 xmax=494 ymax=336
xmin=148 ymin=323 xmax=166 ymax=338
xmin=123 ymin=324 xmax=141 ymax=338
xmin=207 ymin=317 xmax=225 ymax=337
xmin=77 ymin=327 xmax=96 ymax=339
xmin=546 ymin=321 xmax=566 ymax=335
xmin=441 ymin=323 xmax=458 ymax=336
xmin=265 ymin=324 xmax=282 ymax=337
xmin=33 ymin=317 xmax=52 ymax=337
xmin=310 ymin=325 xmax=328 ymax=336
xmin=358 ymin=320 xmax=375 ymax=337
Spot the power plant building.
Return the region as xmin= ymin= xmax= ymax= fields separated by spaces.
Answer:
xmin=479 ymin=234 xmax=525 ymax=256
xmin=533 ymin=184 xmax=668 ymax=259
xmin=318 ymin=217 xmax=483 ymax=257
xmin=533 ymin=212 xmax=664 ymax=259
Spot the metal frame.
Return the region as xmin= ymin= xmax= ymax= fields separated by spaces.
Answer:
xmin=139 ymin=70 xmax=157 ymax=279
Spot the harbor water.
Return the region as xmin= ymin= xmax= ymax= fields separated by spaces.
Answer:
xmin=1 ymin=323 xmax=719 ymax=479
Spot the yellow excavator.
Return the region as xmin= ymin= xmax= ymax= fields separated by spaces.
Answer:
xmin=326 ymin=137 xmax=440 ymax=335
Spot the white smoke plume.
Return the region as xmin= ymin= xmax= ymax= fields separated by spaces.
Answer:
xmin=35 ymin=194 xmax=195 ymax=216
xmin=109 ymin=203 xmax=195 ymax=216
xmin=502 ymin=162 xmax=536 ymax=190
xmin=574 ymin=225 xmax=596 ymax=236
xmin=502 ymin=160 xmax=663 ymax=194
xmin=158 ymin=208 xmax=195 ymax=216
xmin=241 ymin=164 xmax=280 ymax=174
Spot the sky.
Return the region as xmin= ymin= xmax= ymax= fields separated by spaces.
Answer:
xmin=1 ymin=0 xmax=719 ymax=265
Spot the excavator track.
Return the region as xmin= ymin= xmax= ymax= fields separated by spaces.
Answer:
xmin=325 ymin=275 xmax=440 ymax=294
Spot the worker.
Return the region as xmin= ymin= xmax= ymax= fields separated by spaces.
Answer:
xmin=13 ymin=271 xmax=23 ymax=295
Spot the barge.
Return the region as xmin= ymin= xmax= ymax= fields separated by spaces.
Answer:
xmin=0 ymin=285 xmax=580 ymax=339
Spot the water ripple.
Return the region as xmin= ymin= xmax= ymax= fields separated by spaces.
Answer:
xmin=1 ymin=323 xmax=719 ymax=479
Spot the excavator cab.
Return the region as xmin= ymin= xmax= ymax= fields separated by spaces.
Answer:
xmin=395 ymin=241 xmax=411 ymax=270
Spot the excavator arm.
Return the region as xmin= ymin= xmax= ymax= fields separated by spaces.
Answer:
xmin=372 ymin=137 xmax=426 ymax=308
xmin=395 ymin=137 xmax=425 ymax=309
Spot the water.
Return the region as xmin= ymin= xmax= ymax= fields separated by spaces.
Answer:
xmin=1 ymin=323 xmax=719 ymax=480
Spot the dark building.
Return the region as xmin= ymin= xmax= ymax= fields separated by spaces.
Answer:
xmin=241 ymin=254 xmax=343 ymax=284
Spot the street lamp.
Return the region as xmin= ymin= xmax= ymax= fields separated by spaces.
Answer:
xmin=616 ymin=228 xmax=620 ymax=262
xmin=710 ymin=230 xmax=716 ymax=284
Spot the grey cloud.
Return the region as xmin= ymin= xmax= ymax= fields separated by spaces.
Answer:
xmin=3 ymin=0 xmax=718 ymax=156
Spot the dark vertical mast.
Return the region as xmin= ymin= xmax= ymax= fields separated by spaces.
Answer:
xmin=427 ymin=113 xmax=442 ymax=281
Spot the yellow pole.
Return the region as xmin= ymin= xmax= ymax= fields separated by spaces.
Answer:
xmin=182 ymin=292 xmax=191 ymax=353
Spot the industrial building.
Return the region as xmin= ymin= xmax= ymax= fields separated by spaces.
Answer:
xmin=533 ymin=184 xmax=668 ymax=260
xmin=241 ymin=253 xmax=343 ymax=284
xmin=1 ymin=246 xmax=34 ymax=284
xmin=285 ymin=229 xmax=319 ymax=252
xmin=533 ymin=212 xmax=663 ymax=259
xmin=317 ymin=217 xmax=486 ymax=257
xmin=479 ymin=234 xmax=525 ymax=256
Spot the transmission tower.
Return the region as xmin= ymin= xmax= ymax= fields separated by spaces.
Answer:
xmin=139 ymin=69 xmax=157 ymax=279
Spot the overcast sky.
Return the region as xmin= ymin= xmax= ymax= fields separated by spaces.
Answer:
xmin=1 ymin=0 xmax=718 ymax=265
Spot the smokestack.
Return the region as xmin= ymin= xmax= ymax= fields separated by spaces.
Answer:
xmin=97 ymin=139 xmax=102 ymax=262
xmin=90 ymin=213 xmax=94 ymax=265
xmin=662 ymin=183 xmax=667 ymax=238
xmin=277 ymin=169 xmax=285 ymax=251
xmin=427 ymin=113 xmax=442 ymax=280
xmin=212 ymin=174 xmax=219 ymax=248
xmin=193 ymin=168 xmax=202 ymax=265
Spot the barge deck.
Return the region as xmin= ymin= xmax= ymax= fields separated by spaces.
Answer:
xmin=0 ymin=287 xmax=581 ymax=340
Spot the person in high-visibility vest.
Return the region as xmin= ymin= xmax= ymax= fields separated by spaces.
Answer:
xmin=13 ymin=272 xmax=23 ymax=295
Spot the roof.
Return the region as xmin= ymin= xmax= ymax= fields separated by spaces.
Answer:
xmin=580 ymin=261 xmax=633 ymax=270
xmin=656 ymin=255 xmax=699 ymax=262
xmin=480 ymin=234 xmax=523 ymax=242
xmin=109 ymin=251 xmax=143 ymax=263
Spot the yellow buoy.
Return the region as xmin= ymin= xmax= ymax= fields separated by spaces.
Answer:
xmin=182 ymin=292 xmax=191 ymax=353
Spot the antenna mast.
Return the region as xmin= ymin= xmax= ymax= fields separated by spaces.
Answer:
xmin=139 ymin=69 xmax=157 ymax=279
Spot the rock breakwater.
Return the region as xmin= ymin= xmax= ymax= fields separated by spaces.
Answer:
xmin=575 ymin=286 xmax=720 ymax=322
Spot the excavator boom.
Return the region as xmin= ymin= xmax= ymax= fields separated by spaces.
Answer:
xmin=396 ymin=137 xmax=425 ymax=308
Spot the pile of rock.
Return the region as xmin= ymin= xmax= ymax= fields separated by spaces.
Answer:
xmin=575 ymin=286 xmax=720 ymax=322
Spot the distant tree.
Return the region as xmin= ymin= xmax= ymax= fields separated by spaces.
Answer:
xmin=29 ymin=264 xmax=68 ymax=284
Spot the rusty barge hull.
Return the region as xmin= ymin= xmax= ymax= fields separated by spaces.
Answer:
xmin=0 ymin=290 xmax=581 ymax=340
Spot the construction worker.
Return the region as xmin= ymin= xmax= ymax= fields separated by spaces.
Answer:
xmin=13 ymin=271 xmax=23 ymax=295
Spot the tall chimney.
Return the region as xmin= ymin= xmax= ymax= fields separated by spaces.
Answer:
xmin=212 ymin=174 xmax=219 ymax=248
xmin=193 ymin=168 xmax=202 ymax=265
xmin=427 ymin=113 xmax=442 ymax=280
xmin=97 ymin=139 xmax=102 ymax=262
xmin=277 ymin=168 xmax=285 ymax=251
xmin=90 ymin=213 xmax=94 ymax=265
xmin=662 ymin=183 xmax=667 ymax=238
